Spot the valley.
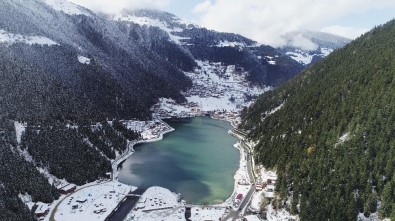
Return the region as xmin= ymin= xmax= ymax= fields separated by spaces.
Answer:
xmin=2 ymin=0 xmax=393 ymax=221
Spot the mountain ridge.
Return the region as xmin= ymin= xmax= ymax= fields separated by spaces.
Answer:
xmin=279 ymin=30 xmax=351 ymax=66
xmin=241 ymin=19 xmax=395 ymax=220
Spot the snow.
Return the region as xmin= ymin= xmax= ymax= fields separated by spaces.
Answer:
xmin=36 ymin=202 xmax=50 ymax=214
xmin=124 ymin=186 xmax=186 ymax=221
xmin=244 ymin=215 xmax=262 ymax=221
xmin=37 ymin=167 xmax=70 ymax=187
xmin=14 ymin=121 xmax=26 ymax=144
xmin=155 ymin=60 xmax=269 ymax=116
xmin=262 ymin=102 xmax=285 ymax=121
xmin=187 ymin=95 xmax=238 ymax=111
xmin=287 ymin=47 xmax=334 ymax=65
xmin=215 ymin=40 xmax=246 ymax=48
xmin=249 ymin=191 xmax=263 ymax=213
xmin=190 ymin=206 xmax=227 ymax=221
xmin=113 ymin=15 xmax=189 ymax=44
xmin=286 ymin=50 xmax=313 ymax=65
xmin=357 ymin=212 xmax=383 ymax=221
xmin=320 ymin=47 xmax=333 ymax=57
xmin=55 ymin=181 xmax=133 ymax=221
xmin=0 ymin=29 xmax=58 ymax=46
xmin=19 ymin=193 xmax=35 ymax=210
xmin=336 ymin=132 xmax=350 ymax=146
xmin=43 ymin=0 xmax=91 ymax=16
xmin=266 ymin=204 xmax=298 ymax=221
xmin=265 ymin=56 xmax=276 ymax=65
xmin=77 ymin=55 xmax=91 ymax=64
xmin=153 ymin=61 xmax=270 ymax=119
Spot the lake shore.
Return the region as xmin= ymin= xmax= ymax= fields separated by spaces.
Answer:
xmin=115 ymin=115 xmax=255 ymax=207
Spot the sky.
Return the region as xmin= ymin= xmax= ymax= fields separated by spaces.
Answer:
xmin=69 ymin=0 xmax=395 ymax=47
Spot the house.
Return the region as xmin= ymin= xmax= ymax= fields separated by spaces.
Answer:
xmin=58 ymin=184 xmax=77 ymax=194
xmin=35 ymin=203 xmax=49 ymax=218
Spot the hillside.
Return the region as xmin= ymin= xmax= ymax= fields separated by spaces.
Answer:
xmin=241 ymin=20 xmax=395 ymax=220
xmin=279 ymin=31 xmax=351 ymax=66
xmin=0 ymin=1 xmax=306 ymax=220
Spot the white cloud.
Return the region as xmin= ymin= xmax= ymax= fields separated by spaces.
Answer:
xmin=290 ymin=34 xmax=318 ymax=51
xmin=193 ymin=0 xmax=395 ymax=47
xmin=321 ymin=25 xmax=369 ymax=39
xmin=193 ymin=0 xmax=212 ymax=14
xmin=68 ymin=0 xmax=171 ymax=14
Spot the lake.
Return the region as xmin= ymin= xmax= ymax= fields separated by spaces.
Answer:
xmin=118 ymin=117 xmax=239 ymax=204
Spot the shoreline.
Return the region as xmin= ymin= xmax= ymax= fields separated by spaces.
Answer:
xmin=113 ymin=115 xmax=255 ymax=209
xmin=47 ymin=116 xmax=255 ymax=221
xmin=111 ymin=120 xmax=175 ymax=182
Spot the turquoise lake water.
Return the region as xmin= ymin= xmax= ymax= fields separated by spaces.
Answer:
xmin=118 ymin=117 xmax=239 ymax=204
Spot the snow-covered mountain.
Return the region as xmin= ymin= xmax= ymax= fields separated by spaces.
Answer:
xmin=114 ymin=9 xmax=304 ymax=87
xmin=279 ymin=31 xmax=351 ymax=66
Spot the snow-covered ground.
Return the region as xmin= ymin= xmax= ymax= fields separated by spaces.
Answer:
xmin=286 ymin=47 xmax=334 ymax=65
xmin=190 ymin=206 xmax=227 ymax=221
xmin=113 ymin=15 xmax=189 ymax=44
xmin=124 ymin=186 xmax=186 ymax=221
xmin=244 ymin=215 xmax=262 ymax=221
xmin=54 ymin=181 xmax=134 ymax=221
xmin=0 ymin=29 xmax=58 ymax=46
xmin=77 ymin=55 xmax=91 ymax=64
xmin=43 ymin=0 xmax=91 ymax=16
xmin=286 ymin=50 xmax=313 ymax=65
xmin=153 ymin=60 xmax=270 ymax=118
xmin=14 ymin=121 xmax=26 ymax=144
xmin=266 ymin=204 xmax=298 ymax=221
xmin=215 ymin=40 xmax=246 ymax=48
xmin=249 ymin=191 xmax=264 ymax=213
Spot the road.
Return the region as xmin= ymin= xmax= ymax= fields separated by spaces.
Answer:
xmin=222 ymin=132 xmax=257 ymax=221
xmin=106 ymin=187 xmax=145 ymax=221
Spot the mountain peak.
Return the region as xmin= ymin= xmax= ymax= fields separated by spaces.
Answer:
xmin=278 ymin=30 xmax=351 ymax=66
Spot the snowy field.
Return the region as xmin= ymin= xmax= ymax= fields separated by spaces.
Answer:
xmin=55 ymin=181 xmax=134 ymax=221
xmin=44 ymin=0 xmax=91 ymax=16
xmin=190 ymin=206 xmax=227 ymax=221
xmin=124 ymin=186 xmax=186 ymax=221
xmin=0 ymin=29 xmax=58 ymax=46
xmin=154 ymin=60 xmax=270 ymax=117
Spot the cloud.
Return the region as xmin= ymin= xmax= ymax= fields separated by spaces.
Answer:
xmin=290 ymin=34 xmax=318 ymax=51
xmin=68 ymin=0 xmax=171 ymax=14
xmin=321 ymin=25 xmax=369 ymax=39
xmin=193 ymin=0 xmax=212 ymax=14
xmin=193 ymin=0 xmax=395 ymax=47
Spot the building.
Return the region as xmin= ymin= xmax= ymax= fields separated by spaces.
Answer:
xmin=58 ymin=184 xmax=77 ymax=194
xmin=34 ymin=203 xmax=49 ymax=218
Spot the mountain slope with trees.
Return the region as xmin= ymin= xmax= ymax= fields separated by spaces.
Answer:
xmin=241 ymin=20 xmax=395 ymax=220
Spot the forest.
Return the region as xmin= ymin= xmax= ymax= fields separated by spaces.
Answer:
xmin=241 ymin=20 xmax=395 ymax=220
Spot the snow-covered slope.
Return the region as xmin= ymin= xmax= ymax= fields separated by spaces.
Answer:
xmin=279 ymin=31 xmax=351 ymax=66
xmin=0 ymin=29 xmax=58 ymax=46
xmin=116 ymin=9 xmax=303 ymax=87
xmin=113 ymin=12 xmax=191 ymax=44
xmin=43 ymin=0 xmax=91 ymax=16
